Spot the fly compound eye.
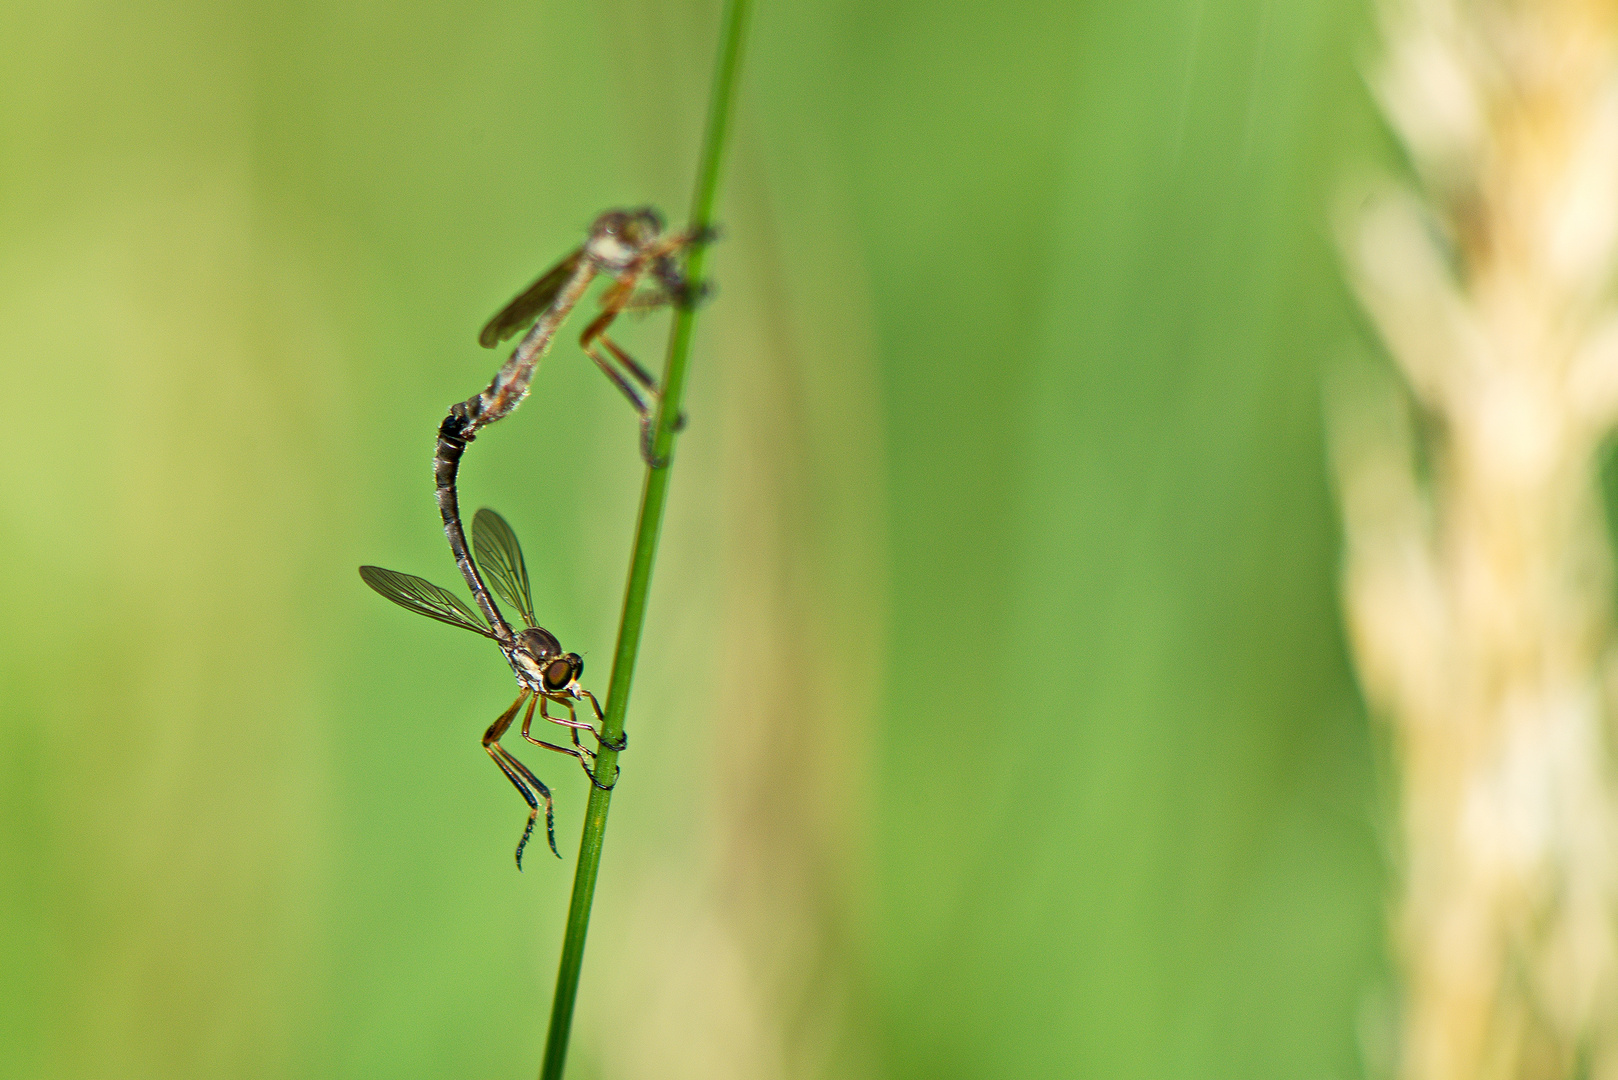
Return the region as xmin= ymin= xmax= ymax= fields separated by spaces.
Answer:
xmin=543 ymin=658 xmax=572 ymax=691
xmin=566 ymin=652 xmax=583 ymax=679
xmin=593 ymin=210 xmax=628 ymax=237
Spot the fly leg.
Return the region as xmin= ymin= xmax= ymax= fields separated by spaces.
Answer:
xmin=537 ymin=691 xmax=625 ymax=756
xmin=483 ymin=690 xmax=559 ymax=867
xmin=649 ymin=224 xmax=715 ymax=303
xmin=577 ymin=689 xmax=625 ymax=751
xmin=579 ymin=302 xmax=661 ymax=467
xmin=519 ymin=695 xmax=592 ymax=763
xmin=523 ymin=696 xmax=618 ymax=791
xmin=529 ymin=691 xmax=613 ymax=746
xmin=579 ymin=285 xmax=685 ymax=468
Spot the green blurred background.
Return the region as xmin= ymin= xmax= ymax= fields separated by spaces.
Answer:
xmin=0 ymin=1 xmax=1389 ymax=1077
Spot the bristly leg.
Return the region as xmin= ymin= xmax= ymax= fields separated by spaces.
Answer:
xmin=486 ymin=741 xmax=547 ymax=869
xmin=515 ymin=812 xmax=537 ymax=870
xmin=482 ymin=691 xmax=560 ymax=867
xmin=496 ymin=744 xmax=559 ymax=862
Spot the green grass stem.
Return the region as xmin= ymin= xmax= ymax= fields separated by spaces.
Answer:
xmin=537 ymin=1 xmax=751 ymax=1076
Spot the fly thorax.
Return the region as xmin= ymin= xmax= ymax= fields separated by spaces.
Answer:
xmin=508 ymin=646 xmax=549 ymax=691
xmin=518 ymin=626 xmax=562 ymax=656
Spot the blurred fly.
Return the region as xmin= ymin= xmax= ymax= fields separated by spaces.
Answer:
xmin=360 ymin=508 xmax=613 ymax=868
xmin=459 ymin=206 xmax=706 ymax=467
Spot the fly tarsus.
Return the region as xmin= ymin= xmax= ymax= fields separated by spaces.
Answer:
xmin=588 ymin=763 xmax=620 ymax=791
xmin=515 ymin=814 xmax=536 ymax=871
xmin=485 ymin=692 xmax=561 ymax=869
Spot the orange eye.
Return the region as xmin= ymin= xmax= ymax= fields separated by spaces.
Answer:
xmin=543 ymin=659 xmax=571 ymax=690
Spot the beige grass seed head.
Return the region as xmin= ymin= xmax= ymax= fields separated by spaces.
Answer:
xmin=1335 ymin=1 xmax=1618 ymax=1077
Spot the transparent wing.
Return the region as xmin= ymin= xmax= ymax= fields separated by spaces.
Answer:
xmin=472 ymin=508 xmax=536 ymax=627
xmin=478 ymin=249 xmax=585 ymax=348
xmin=358 ymin=565 xmax=494 ymax=637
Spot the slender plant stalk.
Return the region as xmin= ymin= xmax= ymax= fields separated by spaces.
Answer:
xmin=538 ymin=2 xmax=751 ymax=1077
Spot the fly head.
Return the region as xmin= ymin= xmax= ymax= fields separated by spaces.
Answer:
xmin=585 ymin=207 xmax=664 ymax=271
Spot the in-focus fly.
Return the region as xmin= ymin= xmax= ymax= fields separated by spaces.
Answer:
xmin=360 ymin=508 xmax=613 ymax=868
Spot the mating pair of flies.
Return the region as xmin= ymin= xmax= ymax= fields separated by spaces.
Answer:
xmin=360 ymin=208 xmax=706 ymax=868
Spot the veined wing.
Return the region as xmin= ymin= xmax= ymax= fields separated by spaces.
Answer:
xmin=478 ymin=249 xmax=585 ymax=348
xmin=359 ymin=565 xmax=494 ymax=637
xmin=472 ymin=508 xmax=537 ymax=628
